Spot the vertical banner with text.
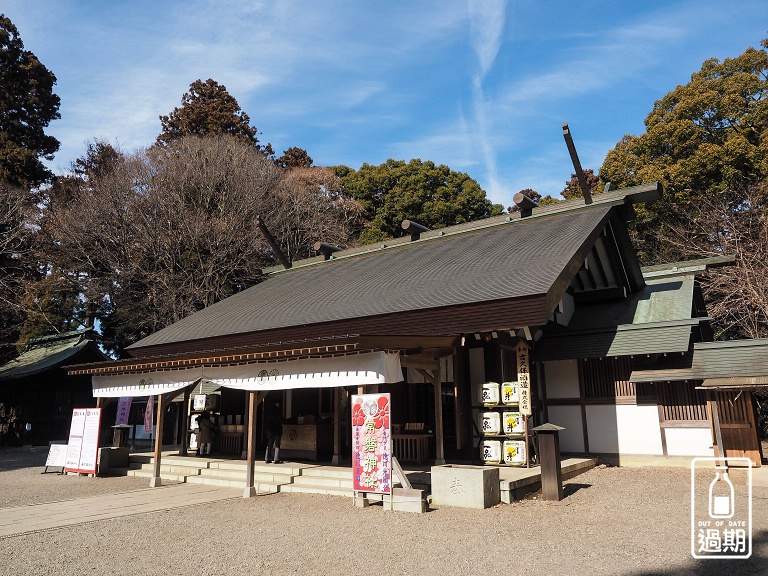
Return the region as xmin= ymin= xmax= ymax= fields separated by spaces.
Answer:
xmin=516 ymin=340 xmax=532 ymax=416
xmin=144 ymin=395 xmax=154 ymax=435
xmin=351 ymin=393 xmax=392 ymax=494
xmin=115 ymin=397 xmax=132 ymax=426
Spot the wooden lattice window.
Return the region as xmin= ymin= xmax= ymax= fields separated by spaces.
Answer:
xmin=658 ymin=382 xmax=707 ymax=421
xmin=580 ymin=357 xmax=635 ymax=399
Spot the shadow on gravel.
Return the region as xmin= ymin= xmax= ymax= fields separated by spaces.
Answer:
xmin=563 ymin=482 xmax=591 ymax=498
xmin=0 ymin=448 xmax=48 ymax=472
xmin=628 ymin=530 xmax=767 ymax=576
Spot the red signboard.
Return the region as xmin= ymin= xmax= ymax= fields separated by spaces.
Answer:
xmin=351 ymin=393 xmax=392 ymax=494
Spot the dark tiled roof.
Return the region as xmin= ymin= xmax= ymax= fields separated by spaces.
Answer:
xmin=0 ymin=329 xmax=105 ymax=381
xmin=130 ymin=206 xmax=615 ymax=351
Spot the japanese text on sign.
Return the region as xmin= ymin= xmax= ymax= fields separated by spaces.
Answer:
xmin=516 ymin=342 xmax=532 ymax=416
xmin=351 ymin=393 xmax=392 ymax=494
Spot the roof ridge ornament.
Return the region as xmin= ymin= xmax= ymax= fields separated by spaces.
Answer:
xmin=401 ymin=219 xmax=430 ymax=241
xmin=562 ymin=122 xmax=593 ymax=205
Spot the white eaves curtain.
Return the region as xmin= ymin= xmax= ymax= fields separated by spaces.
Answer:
xmin=203 ymin=351 xmax=403 ymax=391
xmin=91 ymin=352 xmax=403 ymax=397
xmin=92 ymin=368 xmax=202 ymax=398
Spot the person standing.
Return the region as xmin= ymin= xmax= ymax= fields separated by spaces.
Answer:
xmin=265 ymin=400 xmax=284 ymax=464
xmin=197 ymin=411 xmax=217 ymax=456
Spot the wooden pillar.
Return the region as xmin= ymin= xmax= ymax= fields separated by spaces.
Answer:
xmin=710 ymin=393 xmax=727 ymax=467
xmin=150 ymin=394 xmax=165 ymax=488
xmin=536 ymin=426 xmax=564 ymax=501
xmin=243 ymin=391 xmax=269 ymax=498
xmin=179 ymin=387 xmax=190 ymax=456
xmin=332 ymin=387 xmax=341 ymax=465
xmin=433 ymin=370 xmax=445 ymax=465
xmin=418 ymin=367 xmax=445 ymax=465
xmin=243 ymin=391 xmax=258 ymax=497
xmin=241 ymin=390 xmax=250 ymax=460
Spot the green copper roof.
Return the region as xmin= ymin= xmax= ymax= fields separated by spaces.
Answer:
xmin=0 ymin=329 xmax=101 ymax=381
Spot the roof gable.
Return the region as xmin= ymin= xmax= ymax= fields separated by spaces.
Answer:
xmin=129 ymin=204 xmax=622 ymax=355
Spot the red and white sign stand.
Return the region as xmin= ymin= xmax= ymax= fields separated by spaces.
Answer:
xmin=64 ymin=408 xmax=102 ymax=475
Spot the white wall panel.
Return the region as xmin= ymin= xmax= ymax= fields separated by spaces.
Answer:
xmin=586 ymin=404 xmax=663 ymax=455
xmin=664 ymin=428 xmax=715 ymax=457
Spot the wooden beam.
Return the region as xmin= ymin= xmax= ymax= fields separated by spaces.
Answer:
xmin=150 ymin=394 xmax=165 ymax=488
xmin=401 ymin=356 xmax=440 ymax=371
xmin=562 ymin=122 xmax=592 ymax=204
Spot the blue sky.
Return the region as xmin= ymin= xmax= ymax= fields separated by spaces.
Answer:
xmin=6 ymin=1 xmax=767 ymax=208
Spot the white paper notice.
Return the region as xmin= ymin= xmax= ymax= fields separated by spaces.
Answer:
xmin=64 ymin=409 xmax=87 ymax=471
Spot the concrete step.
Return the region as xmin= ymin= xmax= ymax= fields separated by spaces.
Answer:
xmin=299 ymin=466 xmax=351 ymax=480
xmin=184 ymin=475 xmax=248 ymax=489
xmin=291 ymin=475 xmax=351 ymax=489
xmin=131 ymin=463 xmax=203 ymax=476
xmin=126 ymin=469 xmax=187 ymax=483
xmin=279 ymin=483 xmax=352 ymax=497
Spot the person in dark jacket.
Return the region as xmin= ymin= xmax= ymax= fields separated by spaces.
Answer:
xmin=197 ymin=411 xmax=217 ymax=456
xmin=265 ymin=401 xmax=284 ymax=464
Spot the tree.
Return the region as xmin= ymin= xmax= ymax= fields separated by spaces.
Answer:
xmin=265 ymin=165 xmax=363 ymax=262
xmin=0 ymin=14 xmax=60 ymax=188
xmin=32 ymin=135 xmax=362 ymax=353
xmin=599 ymin=38 xmax=768 ymax=263
xmin=276 ymin=147 xmax=313 ymax=169
xmin=157 ymin=78 xmax=273 ymax=155
xmin=0 ymin=181 xmax=35 ymax=359
xmin=561 ymin=168 xmax=601 ymax=201
xmin=334 ymin=159 xmax=504 ymax=244
xmin=662 ymin=183 xmax=768 ymax=340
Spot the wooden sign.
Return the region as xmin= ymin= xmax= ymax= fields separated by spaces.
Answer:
xmin=64 ymin=408 xmax=102 ymax=475
xmin=351 ymin=393 xmax=392 ymax=494
xmin=516 ymin=341 xmax=532 ymax=416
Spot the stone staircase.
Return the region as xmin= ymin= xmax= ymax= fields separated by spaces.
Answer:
xmin=124 ymin=455 xmax=383 ymax=497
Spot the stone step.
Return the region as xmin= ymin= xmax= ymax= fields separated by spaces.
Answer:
xmin=299 ymin=466 xmax=351 ymax=480
xmin=291 ymin=475 xmax=352 ymax=489
xmin=279 ymin=483 xmax=352 ymax=497
xmin=126 ymin=469 xmax=187 ymax=483
xmin=131 ymin=463 xmax=203 ymax=476
xmin=184 ymin=475 xmax=247 ymax=489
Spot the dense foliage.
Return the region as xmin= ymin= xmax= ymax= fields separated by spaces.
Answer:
xmin=157 ymin=78 xmax=273 ymax=156
xmin=334 ymin=159 xmax=503 ymax=244
xmin=600 ymin=38 xmax=768 ymax=339
xmin=0 ymin=14 xmax=60 ymax=188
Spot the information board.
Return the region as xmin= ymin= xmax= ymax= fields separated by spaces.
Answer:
xmin=44 ymin=443 xmax=68 ymax=472
xmin=64 ymin=408 xmax=102 ymax=474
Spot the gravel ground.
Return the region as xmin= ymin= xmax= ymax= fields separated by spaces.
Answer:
xmin=0 ymin=447 xmax=766 ymax=576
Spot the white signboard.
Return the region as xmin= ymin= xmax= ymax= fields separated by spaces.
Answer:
xmin=64 ymin=408 xmax=102 ymax=474
xmin=45 ymin=444 xmax=68 ymax=469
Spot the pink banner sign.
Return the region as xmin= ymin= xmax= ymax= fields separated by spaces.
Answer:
xmin=351 ymin=393 xmax=391 ymax=494
xmin=144 ymin=395 xmax=154 ymax=435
